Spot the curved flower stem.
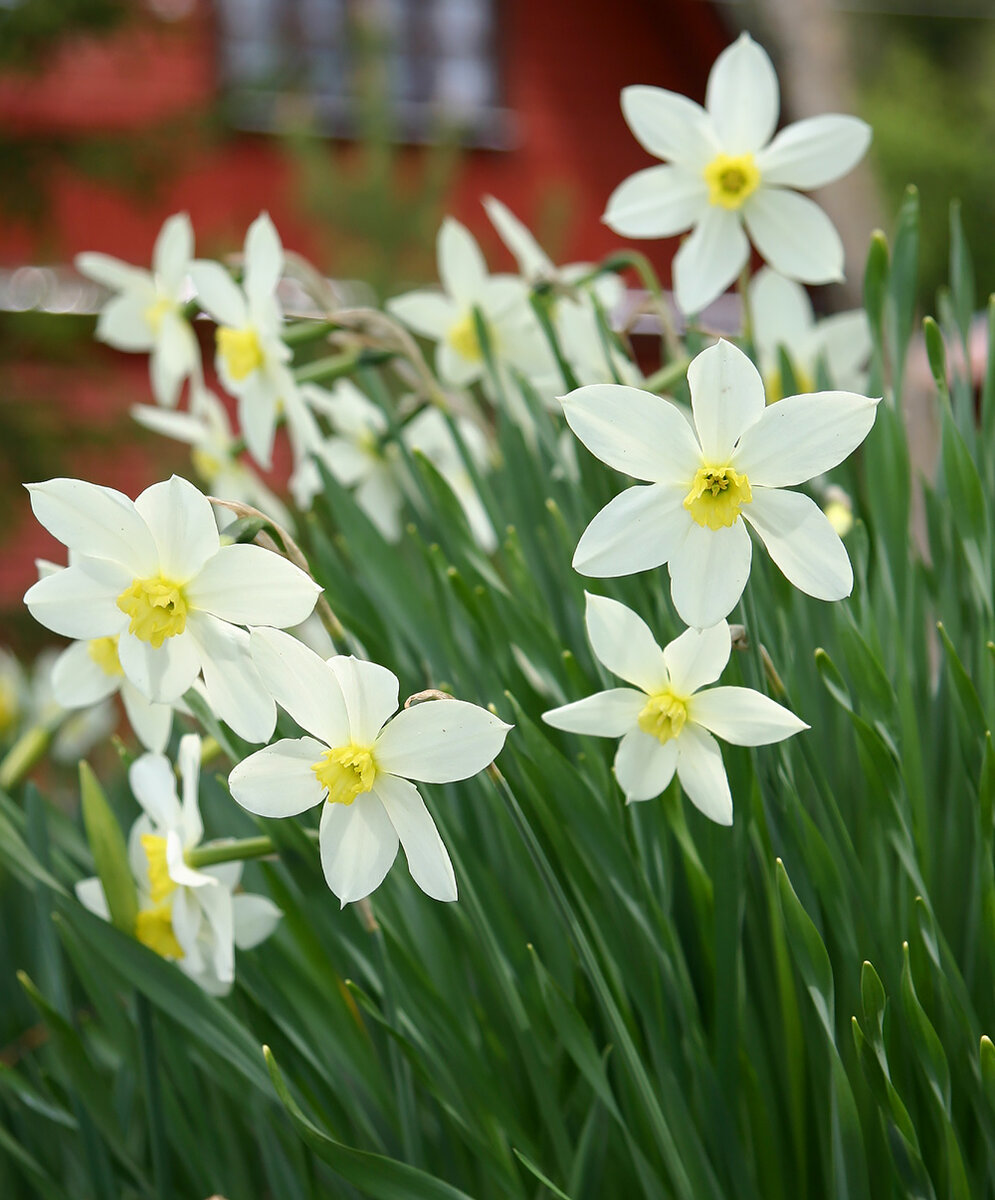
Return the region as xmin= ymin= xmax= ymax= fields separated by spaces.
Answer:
xmin=737 ymin=262 xmax=755 ymax=354
xmin=0 ymin=724 xmax=52 ymax=792
xmin=186 ymin=829 xmax=318 ymax=870
xmin=598 ymin=249 xmax=683 ymax=365
xmin=293 ymin=346 xmax=395 ymax=385
xmin=207 ymin=497 xmax=345 ymax=642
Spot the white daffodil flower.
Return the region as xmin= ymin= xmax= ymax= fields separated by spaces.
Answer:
xmin=299 ymin=381 xmax=406 ymax=540
xmin=484 ymin=196 xmax=637 ymax=391
xmin=77 ymin=734 xmax=281 ymax=995
xmin=561 ymin=339 xmax=879 ymax=628
xmin=7 ymin=645 xmax=117 ymax=763
xmin=76 ymin=212 xmax=200 ymax=408
xmin=388 ymin=217 xmax=552 ymax=390
xmin=749 ymin=268 xmax=872 ymax=402
xmin=23 ymin=474 xmax=321 ymax=742
xmin=403 ymin=406 xmax=497 ymax=553
xmin=229 ymin=629 xmax=512 ymax=906
xmin=190 ymin=213 xmax=299 ymax=469
xmin=543 ymin=595 xmax=806 ymax=821
xmin=132 ymin=386 xmax=294 ymax=529
xmin=604 ymin=33 xmax=871 ymax=314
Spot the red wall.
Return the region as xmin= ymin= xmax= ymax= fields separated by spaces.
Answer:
xmin=0 ymin=0 xmax=730 ymax=614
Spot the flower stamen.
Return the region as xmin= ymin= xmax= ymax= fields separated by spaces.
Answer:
xmin=312 ymin=744 xmax=377 ymax=805
xmin=638 ymin=690 xmax=688 ymax=743
xmin=117 ymin=577 xmax=188 ymax=647
xmin=217 ymin=326 xmax=265 ymax=381
xmin=703 ymin=152 xmax=760 ymax=210
xmin=684 ymin=465 xmax=752 ymax=530
xmin=447 ymin=313 xmax=484 ymax=363
xmin=88 ymin=635 xmax=124 ymax=677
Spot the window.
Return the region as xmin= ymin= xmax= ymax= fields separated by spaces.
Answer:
xmin=214 ymin=0 xmax=511 ymax=146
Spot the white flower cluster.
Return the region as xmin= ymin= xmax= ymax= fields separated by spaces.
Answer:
xmin=16 ymin=28 xmax=880 ymax=993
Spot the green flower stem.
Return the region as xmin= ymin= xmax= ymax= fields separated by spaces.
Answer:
xmin=0 ymin=724 xmax=52 ymax=792
xmin=597 ymin=249 xmax=682 ymax=363
xmin=135 ymin=991 xmax=172 ymax=1200
xmin=292 ymin=347 xmax=394 ymax=386
xmin=737 ymin=262 xmax=755 ymax=355
xmin=186 ymin=830 xmax=318 ymax=870
xmin=282 ymin=319 xmax=337 ymax=348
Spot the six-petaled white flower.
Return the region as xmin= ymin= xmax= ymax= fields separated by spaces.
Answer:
xmin=749 ymin=268 xmax=871 ymax=402
xmin=77 ymin=734 xmax=281 ymax=995
xmin=560 ymin=339 xmax=879 ymax=628
xmin=543 ymin=595 xmax=806 ymax=821
xmin=604 ymin=33 xmax=871 ymax=314
xmin=76 ymin=212 xmax=201 ymax=408
xmin=228 ymin=628 xmax=511 ymax=906
xmin=388 ymin=217 xmax=552 ymax=390
xmin=190 ymin=213 xmax=301 ymax=469
xmin=23 ymin=475 xmax=321 ymax=742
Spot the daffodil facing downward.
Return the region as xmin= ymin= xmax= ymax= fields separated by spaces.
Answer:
xmin=23 ymin=474 xmax=321 ymax=741
xmin=603 ymin=33 xmax=871 ymax=314
xmin=228 ymin=628 xmax=512 ymax=905
xmin=76 ymin=734 xmax=281 ymax=994
xmin=560 ymin=339 xmax=879 ymax=628
xmin=543 ymin=595 xmax=806 ymax=821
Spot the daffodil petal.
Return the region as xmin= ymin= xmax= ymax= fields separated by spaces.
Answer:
xmin=705 ymin=33 xmax=779 ymax=154
xmin=374 ymin=773 xmax=457 ymax=902
xmin=51 ymin=640 xmax=120 ymax=707
xmin=75 ymin=251 xmax=148 ymax=292
xmin=675 ymin=725 xmax=732 ymax=824
xmin=584 ymin=592 xmax=669 ymax=692
xmin=812 ymin=311 xmax=872 ymax=387
xmin=744 ymin=487 xmax=853 ymax=600
xmin=117 ymin=628 xmax=201 ymax=705
xmin=229 ymin=737 xmax=329 ymax=817
xmin=24 ymin=558 xmax=130 ymax=640
xmin=662 ymin=621 xmax=732 ymax=696
xmin=129 ymin=751 xmax=182 ymax=829
xmin=243 ymin=213 xmax=283 ymax=311
xmin=186 ymin=614 xmax=276 ymax=743
xmin=186 ymin=543 xmax=321 ymax=627
xmin=620 ymin=85 xmax=718 ymax=167
xmin=232 ymin=893 xmax=282 ymax=949
xmin=573 ymin=483 xmax=691 ymax=578
xmin=687 ymin=339 xmax=766 ymax=462
xmin=327 ymin=655 xmax=399 ymax=746
xmin=757 ymin=114 xmax=871 ymax=190
xmin=743 ymin=189 xmax=844 ymax=284
xmin=319 ymin=793 xmax=399 ymax=906
xmin=26 ymin=478 xmax=158 ymax=572
xmin=152 ymin=213 xmax=193 ymax=295
xmin=689 ymin=686 xmax=808 ymax=745
xmin=614 ymin=729 xmax=678 ymax=802
xmin=249 ymin=627 xmax=350 ymax=746
xmin=134 ymin=475 xmax=221 ymax=582
xmin=236 ymin=381 xmax=280 ymax=469
xmin=437 ymin=217 xmax=487 ymax=306
xmin=603 ymin=165 xmax=707 ymax=239
xmin=120 ymin=680 xmax=172 ymax=753
xmin=190 ymin=261 xmax=247 ymax=327
xmin=733 ymin=391 xmax=879 ymax=487
xmin=483 ymin=195 xmax=552 ymax=278
xmin=387 ymin=291 xmax=458 ymax=341
xmin=75 ymin=876 xmax=110 ymax=920
xmin=672 ymin=208 xmax=750 ymax=315
xmin=749 ymin=268 xmax=814 ymax=361
xmin=97 ymin=294 xmax=155 ymax=351
xmin=560 ymin=384 xmax=701 ymax=483
xmin=374 ymin=699 xmax=511 ymax=783
xmin=668 ymin=519 xmax=752 ymax=629
xmin=545 ymin=685 xmax=646 ymax=737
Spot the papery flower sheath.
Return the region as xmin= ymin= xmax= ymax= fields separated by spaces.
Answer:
xmin=560 ymin=339 xmax=879 ymax=627
xmin=23 ymin=475 xmax=321 ymax=741
xmin=229 ymin=628 xmax=511 ymax=905
xmin=604 ymin=33 xmax=871 ymax=314
xmin=543 ymin=594 xmax=806 ymax=821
